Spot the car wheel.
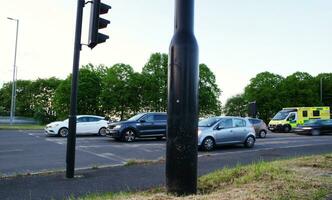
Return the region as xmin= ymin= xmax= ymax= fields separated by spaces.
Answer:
xmin=123 ymin=129 xmax=136 ymax=142
xmin=156 ymin=136 xmax=163 ymax=140
xmin=244 ymin=136 xmax=255 ymax=148
xmin=98 ymin=127 xmax=107 ymax=136
xmin=311 ymin=129 xmax=320 ymax=136
xmin=58 ymin=128 xmax=69 ymax=137
xmin=201 ymin=137 xmax=215 ymax=151
xmin=283 ymin=125 xmax=291 ymax=133
xmin=259 ymin=130 xmax=267 ymax=138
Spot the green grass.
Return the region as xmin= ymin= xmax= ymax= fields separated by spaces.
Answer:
xmin=0 ymin=124 xmax=44 ymax=130
xmin=77 ymin=154 xmax=332 ymax=200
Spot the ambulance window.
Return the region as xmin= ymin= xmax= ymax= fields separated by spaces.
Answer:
xmin=303 ymin=111 xmax=308 ymax=117
xmin=313 ymin=110 xmax=320 ymax=117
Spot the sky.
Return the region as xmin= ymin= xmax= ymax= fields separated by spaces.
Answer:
xmin=0 ymin=0 xmax=331 ymax=104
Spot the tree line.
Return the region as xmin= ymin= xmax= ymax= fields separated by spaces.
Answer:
xmin=223 ymin=71 xmax=332 ymax=123
xmin=0 ymin=53 xmax=222 ymax=123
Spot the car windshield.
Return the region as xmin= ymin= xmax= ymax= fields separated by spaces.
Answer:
xmin=304 ymin=119 xmax=320 ymax=125
xmin=272 ymin=111 xmax=291 ymax=120
xmin=127 ymin=113 xmax=146 ymax=121
xmin=199 ymin=117 xmax=221 ymax=127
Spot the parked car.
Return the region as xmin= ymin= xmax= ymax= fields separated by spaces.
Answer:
xmin=247 ymin=117 xmax=269 ymax=138
xmin=293 ymin=119 xmax=332 ymax=136
xmin=198 ymin=116 xmax=256 ymax=151
xmin=45 ymin=115 xmax=108 ymax=137
xmin=106 ymin=112 xmax=167 ymax=142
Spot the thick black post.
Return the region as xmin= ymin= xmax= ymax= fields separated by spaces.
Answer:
xmin=66 ymin=0 xmax=84 ymax=179
xmin=166 ymin=0 xmax=199 ymax=195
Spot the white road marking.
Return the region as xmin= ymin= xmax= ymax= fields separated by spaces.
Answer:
xmin=198 ymin=142 xmax=332 ymax=158
xmin=0 ymin=149 xmax=23 ymax=153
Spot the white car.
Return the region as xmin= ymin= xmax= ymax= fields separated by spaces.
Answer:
xmin=45 ymin=115 xmax=108 ymax=137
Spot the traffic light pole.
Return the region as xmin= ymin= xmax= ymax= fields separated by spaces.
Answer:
xmin=66 ymin=0 xmax=84 ymax=179
xmin=166 ymin=0 xmax=199 ymax=195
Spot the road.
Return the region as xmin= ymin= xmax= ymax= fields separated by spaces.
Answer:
xmin=1 ymin=129 xmax=332 ymax=176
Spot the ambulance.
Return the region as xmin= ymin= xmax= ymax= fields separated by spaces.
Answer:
xmin=268 ymin=107 xmax=330 ymax=132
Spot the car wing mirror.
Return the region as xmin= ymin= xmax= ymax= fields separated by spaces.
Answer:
xmin=217 ymin=125 xmax=224 ymax=130
xmin=140 ymin=119 xmax=146 ymax=123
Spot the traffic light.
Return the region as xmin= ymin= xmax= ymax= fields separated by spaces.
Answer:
xmin=88 ymin=0 xmax=111 ymax=49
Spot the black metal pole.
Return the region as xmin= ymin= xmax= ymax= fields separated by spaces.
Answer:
xmin=166 ymin=0 xmax=199 ymax=195
xmin=66 ymin=0 xmax=84 ymax=179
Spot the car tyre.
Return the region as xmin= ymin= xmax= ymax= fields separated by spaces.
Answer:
xmin=244 ymin=136 xmax=255 ymax=148
xmin=58 ymin=127 xmax=69 ymax=137
xmin=98 ymin=127 xmax=107 ymax=136
xmin=259 ymin=130 xmax=267 ymax=138
xmin=201 ymin=137 xmax=215 ymax=151
xmin=156 ymin=136 xmax=163 ymax=140
xmin=122 ymin=129 xmax=136 ymax=142
xmin=283 ymin=125 xmax=291 ymax=133
xmin=311 ymin=129 xmax=320 ymax=136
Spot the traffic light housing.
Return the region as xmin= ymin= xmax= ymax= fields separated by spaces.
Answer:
xmin=88 ymin=0 xmax=111 ymax=49
xmin=248 ymin=101 xmax=257 ymax=118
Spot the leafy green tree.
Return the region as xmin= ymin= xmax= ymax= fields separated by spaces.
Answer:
xmin=100 ymin=63 xmax=139 ymax=120
xmin=316 ymin=73 xmax=332 ymax=108
xmin=141 ymin=53 xmax=168 ymax=112
xmin=223 ymin=94 xmax=248 ymax=116
xmin=279 ymin=72 xmax=320 ymax=107
xmin=244 ymin=72 xmax=284 ymax=122
xmin=53 ymin=65 xmax=103 ymax=119
xmin=30 ymin=77 xmax=61 ymax=124
xmin=199 ymin=64 xmax=222 ymax=116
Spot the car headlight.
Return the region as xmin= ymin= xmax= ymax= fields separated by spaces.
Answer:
xmin=198 ymin=130 xmax=201 ymax=136
xmin=114 ymin=125 xmax=122 ymax=129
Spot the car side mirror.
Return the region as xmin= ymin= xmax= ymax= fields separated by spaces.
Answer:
xmin=216 ymin=125 xmax=224 ymax=130
xmin=140 ymin=119 xmax=146 ymax=123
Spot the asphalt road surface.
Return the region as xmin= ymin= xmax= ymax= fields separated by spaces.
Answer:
xmin=1 ymin=129 xmax=332 ymax=176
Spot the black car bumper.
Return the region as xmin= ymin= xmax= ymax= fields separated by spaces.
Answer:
xmin=106 ymin=129 xmax=122 ymax=138
xmin=268 ymin=124 xmax=283 ymax=132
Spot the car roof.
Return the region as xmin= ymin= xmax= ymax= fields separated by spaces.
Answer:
xmin=77 ymin=115 xmax=104 ymax=118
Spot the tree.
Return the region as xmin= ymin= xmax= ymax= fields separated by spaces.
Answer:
xmin=100 ymin=63 xmax=139 ymax=120
xmin=316 ymin=73 xmax=332 ymax=108
xmin=279 ymin=72 xmax=320 ymax=107
xmin=53 ymin=65 xmax=103 ymax=119
xmin=244 ymin=72 xmax=284 ymax=123
xmin=30 ymin=77 xmax=61 ymax=124
xmin=223 ymin=94 xmax=248 ymax=116
xmin=141 ymin=53 xmax=168 ymax=112
xmin=199 ymin=64 xmax=222 ymax=116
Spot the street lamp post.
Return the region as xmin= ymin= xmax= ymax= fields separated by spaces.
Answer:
xmin=7 ymin=17 xmax=19 ymax=125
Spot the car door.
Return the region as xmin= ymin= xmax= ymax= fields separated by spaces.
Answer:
xmin=76 ymin=117 xmax=89 ymax=134
xmin=87 ymin=117 xmax=101 ymax=133
xmin=153 ymin=114 xmax=167 ymax=136
xmin=136 ymin=114 xmax=154 ymax=136
xmin=214 ymin=118 xmax=234 ymax=144
xmin=232 ymin=118 xmax=248 ymax=142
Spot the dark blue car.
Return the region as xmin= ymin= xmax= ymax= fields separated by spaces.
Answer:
xmin=106 ymin=112 xmax=167 ymax=142
xmin=293 ymin=119 xmax=332 ymax=136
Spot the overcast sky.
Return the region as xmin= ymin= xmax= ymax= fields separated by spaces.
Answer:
xmin=1 ymin=0 xmax=331 ymax=104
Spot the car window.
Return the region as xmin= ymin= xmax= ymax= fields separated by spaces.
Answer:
xmin=77 ymin=117 xmax=88 ymax=123
xmin=199 ymin=117 xmax=222 ymax=127
xmin=154 ymin=114 xmax=166 ymax=121
xmin=234 ymin=119 xmax=246 ymax=127
xmin=248 ymin=119 xmax=260 ymax=124
xmin=217 ymin=118 xmax=233 ymax=129
xmin=88 ymin=117 xmax=101 ymax=122
xmin=142 ymin=114 xmax=154 ymax=122
xmin=321 ymin=120 xmax=332 ymax=125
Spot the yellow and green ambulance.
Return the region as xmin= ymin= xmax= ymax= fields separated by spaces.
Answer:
xmin=268 ymin=107 xmax=330 ymax=132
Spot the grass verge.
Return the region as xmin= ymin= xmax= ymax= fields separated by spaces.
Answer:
xmin=78 ymin=154 xmax=332 ymax=200
xmin=0 ymin=124 xmax=44 ymax=130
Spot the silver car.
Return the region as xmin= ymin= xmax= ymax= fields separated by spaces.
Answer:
xmin=198 ymin=116 xmax=256 ymax=151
